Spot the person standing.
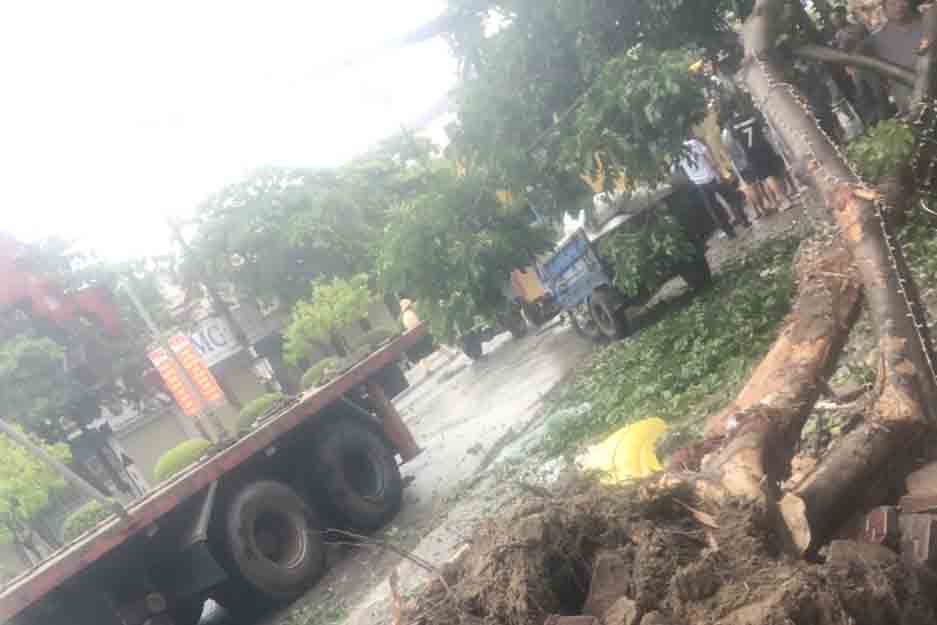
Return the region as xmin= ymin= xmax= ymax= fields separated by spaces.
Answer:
xmin=677 ymin=138 xmax=748 ymax=238
xmin=719 ymin=105 xmax=767 ymax=219
xmin=864 ymin=0 xmax=925 ymax=113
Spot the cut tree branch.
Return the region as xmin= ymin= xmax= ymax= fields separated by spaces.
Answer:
xmin=700 ymin=242 xmax=862 ymax=503
xmin=794 ymin=44 xmax=915 ymax=86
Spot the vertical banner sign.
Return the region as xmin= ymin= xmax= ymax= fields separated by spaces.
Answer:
xmin=147 ymin=346 xmax=202 ymax=417
xmin=168 ymin=334 xmax=226 ymax=406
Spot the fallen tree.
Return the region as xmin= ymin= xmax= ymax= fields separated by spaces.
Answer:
xmin=408 ymin=0 xmax=937 ymax=625
xmin=728 ymin=0 xmax=937 ymax=554
xmin=399 ymin=1 xmax=937 ymax=623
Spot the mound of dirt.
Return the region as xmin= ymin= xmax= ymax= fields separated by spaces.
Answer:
xmin=403 ymin=476 xmax=937 ymax=625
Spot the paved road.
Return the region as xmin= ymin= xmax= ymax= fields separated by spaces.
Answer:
xmin=204 ymin=322 xmax=595 ymax=625
xmin=207 ymin=204 xmax=811 ymax=625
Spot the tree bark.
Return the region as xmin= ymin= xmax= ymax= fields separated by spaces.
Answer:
xmin=742 ymin=0 xmax=937 ymax=554
xmin=700 ymin=242 xmax=862 ymax=502
xmin=910 ymin=5 xmax=937 ymax=109
xmin=793 ymin=44 xmax=915 ymax=86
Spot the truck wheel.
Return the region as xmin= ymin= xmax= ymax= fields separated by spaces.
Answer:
xmin=589 ymin=289 xmax=629 ymax=341
xmin=314 ymin=420 xmax=403 ymax=532
xmin=503 ymin=307 xmax=528 ymax=339
xmin=168 ymin=599 xmax=204 ymax=625
xmin=461 ymin=333 xmax=483 ymax=360
xmin=219 ymin=481 xmax=325 ymax=610
xmin=569 ymin=302 xmax=602 ymax=342
xmin=680 ymin=254 xmax=714 ymax=291
xmin=521 ymin=302 xmax=545 ymax=327
xmin=376 ymin=362 xmax=410 ymax=399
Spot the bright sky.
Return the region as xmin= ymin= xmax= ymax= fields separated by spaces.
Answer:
xmin=0 ymin=1 xmax=457 ymax=259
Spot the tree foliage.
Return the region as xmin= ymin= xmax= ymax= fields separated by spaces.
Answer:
xmin=283 ymin=274 xmax=374 ymax=366
xmin=846 ymin=120 xmax=915 ymax=183
xmin=377 ymin=165 xmax=554 ymax=343
xmin=0 ymin=241 xmax=172 ymax=443
xmin=442 ymin=0 xmax=737 ymax=212
xmin=185 ymin=133 xmax=441 ymax=308
xmin=0 ymin=427 xmax=70 ymax=556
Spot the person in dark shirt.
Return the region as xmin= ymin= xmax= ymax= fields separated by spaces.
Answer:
xmin=830 ymin=5 xmax=851 ymax=48
xmin=865 ymin=0 xmax=924 ymax=113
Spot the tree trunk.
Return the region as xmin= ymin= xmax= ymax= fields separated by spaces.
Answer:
xmin=739 ymin=0 xmax=937 ymax=553
xmin=700 ymin=241 xmax=862 ymax=502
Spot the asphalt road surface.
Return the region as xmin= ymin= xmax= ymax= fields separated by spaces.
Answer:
xmin=203 ymin=322 xmax=595 ymax=625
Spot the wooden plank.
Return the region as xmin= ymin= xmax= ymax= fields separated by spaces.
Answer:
xmin=0 ymin=325 xmax=426 ymax=622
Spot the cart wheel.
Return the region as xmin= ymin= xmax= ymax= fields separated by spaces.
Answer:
xmin=569 ymin=301 xmax=603 ymax=342
xmin=461 ymin=333 xmax=483 ymax=360
xmin=589 ymin=289 xmax=629 ymax=340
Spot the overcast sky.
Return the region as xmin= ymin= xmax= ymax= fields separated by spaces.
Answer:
xmin=0 ymin=1 xmax=457 ymax=259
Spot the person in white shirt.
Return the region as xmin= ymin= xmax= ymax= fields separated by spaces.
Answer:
xmin=676 ymin=138 xmax=749 ymax=238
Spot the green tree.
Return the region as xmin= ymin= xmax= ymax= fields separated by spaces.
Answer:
xmin=185 ymin=132 xmax=441 ymax=308
xmin=0 ymin=241 xmax=172 ymax=444
xmin=377 ymin=164 xmax=554 ymax=343
xmin=283 ymin=274 xmax=374 ymax=366
xmin=442 ymin=0 xmax=737 ymax=209
xmin=0 ymin=427 xmax=70 ymax=563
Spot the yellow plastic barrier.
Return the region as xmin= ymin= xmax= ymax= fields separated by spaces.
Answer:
xmin=579 ymin=417 xmax=667 ymax=483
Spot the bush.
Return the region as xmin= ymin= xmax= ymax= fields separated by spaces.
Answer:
xmin=283 ymin=274 xmax=373 ymax=367
xmin=153 ymin=439 xmax=212 ymax=482
xmin=237 ymin=392 xmax=285 ymax=433
xmin=301 ymin=358 xmax=340 ymax=390
xmin=62 ymin=500 xmax=112 ymax=542
xmin=596 ymin=210 xmax=696 ymax=298
xmin=846 ymin=119 xmax=913 ymax=182
xmin=352 ymin=327 xmax=399 ymax=351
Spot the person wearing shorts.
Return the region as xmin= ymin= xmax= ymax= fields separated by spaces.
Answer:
xmin=677 ymin=138 xmax=749 ymax=237
xmin=720 ymin=105 xmax=766 ymax=219
xmin=728 ymin=111 xmax=789 ymax=212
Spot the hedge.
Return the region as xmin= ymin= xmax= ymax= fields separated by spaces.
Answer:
xmin=301 ymin=357 xmax=340 ymax=390
xmin=153 ymin=438 xmax=212 ymax=482
xmin=352 ymin=327 xmax=398 ymax=351
xmin=237 ymin=392 xmax=285 ymax=434
xmin=63 ymin=500 xmax=113 ymax=542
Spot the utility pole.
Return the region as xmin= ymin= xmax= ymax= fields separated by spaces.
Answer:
xmin=122 ymin=276 xmax=229 ymax=443
xmin=0 ymin=419 xmax=128 ymax=520
xmin=167 ymin=219 xmax=283 ymax=393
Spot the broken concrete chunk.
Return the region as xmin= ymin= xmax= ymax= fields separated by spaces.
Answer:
xmin=828 ymin=540 xmax=899 ymax=567
xmin=603 ymin=597 xmax=639 ymax=625
xmin=899 ymin=513 xmax=937 ymax=568
xmin=582 ymin=549 xmax=634 ymax=618
xmin=906 ymin=461 xmax=937 ymax=496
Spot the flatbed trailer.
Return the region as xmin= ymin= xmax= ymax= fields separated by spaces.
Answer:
xmin=1 ymin=326 xmax=428 ymax=625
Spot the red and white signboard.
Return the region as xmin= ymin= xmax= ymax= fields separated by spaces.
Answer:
xmin=148 ymin=334 xmax=226 ymax=417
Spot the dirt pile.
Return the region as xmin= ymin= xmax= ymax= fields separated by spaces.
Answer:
xmin=402 ymin=476 xmax=937 ymax=625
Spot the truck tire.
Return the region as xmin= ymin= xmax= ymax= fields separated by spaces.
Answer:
xmin=168 ymin=599 xmax=204 ymax=625
xmin=503 ymin=307 xmax=528 ymax=339
xmin=589 ymin=289 xmax=629 ymax=341
xmin=521 ymin=302 xmax=546 ymax=327
xmin=461 ymin=333 xmax=483 ymax=360
xmin=377 ymin=362 xmax=410 ymax=399
xmin=314 ymin=420 xmax=403 ymax=532
xmin=680 ymin=253 xmax=713 ymax=291
xmin=218 ymin=480 xmax=325 ymax=610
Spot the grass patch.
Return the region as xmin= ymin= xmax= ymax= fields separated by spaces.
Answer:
xmin=542 ymin=236 xmax=800 ymax=457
